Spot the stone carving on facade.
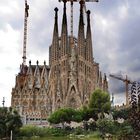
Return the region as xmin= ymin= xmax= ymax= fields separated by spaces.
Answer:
xmin=69 ymin=47 xmax=77 ymax=85
xmin=42 ymin=61 xmax=48 ymax=89
xmin=42 ymin=71 xmax=48 ymax=89
xmin=27 ymin=61 xmax=33 ymax=89
xmin=34 ymin=64 xmax=41 ymax=89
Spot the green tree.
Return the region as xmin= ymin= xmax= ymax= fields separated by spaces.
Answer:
xmin=72 ymin=110 xmax=83 ymax=122
xmin=48 ymin=108 xmax=75 ymax=127
xmin=80 ymin=106 xmax=98 ymax=121
xmin=97 ymin=119 xmax=133 ymax=137
xmin=112 ymin=107 xmax=131 ymax=120
xmin=0 ymin=107 xmax=22 ymax=139
xmin=96 ymin=118 xmax=116 ymax=135
xmin=48 ymin=107 xmax=84 ymax=128
xmin=89 ymin=89 xmax=111 ymax=118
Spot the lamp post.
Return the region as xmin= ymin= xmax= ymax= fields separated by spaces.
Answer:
xmin=10 ymin=130 xmax=13 ymax=140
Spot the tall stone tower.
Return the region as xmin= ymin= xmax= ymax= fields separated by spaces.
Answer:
xmin=48 ymin=1 xmax=108 ymax=111
xmin=11 ymin=1 xmax=108 ymax=124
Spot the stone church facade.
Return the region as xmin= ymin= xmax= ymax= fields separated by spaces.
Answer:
xmin=11 ymin=1 xmax=108 ymax=123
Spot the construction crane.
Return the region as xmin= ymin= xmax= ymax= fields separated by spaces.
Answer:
xmin=22 ymin=0 xmax=29 ymax=66
xmin=20 ymin=0 xmax=29 ymax=75
xmin=58 ymin=0 xmax=98 ymax=38
xmin=18 ymin=0 xmax=29 ymax=88
xmin=110 ymin=74 xmax=133 ymax=106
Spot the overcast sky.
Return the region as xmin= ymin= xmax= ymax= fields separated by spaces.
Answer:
xmin=0 ymin=0 xmax=140 ymax=107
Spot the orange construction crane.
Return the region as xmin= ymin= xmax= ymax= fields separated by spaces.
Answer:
xmin=109 ymin=74 xmax=133 ymax=106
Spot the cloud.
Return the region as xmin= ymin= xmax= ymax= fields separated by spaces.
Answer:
xmin=89 ymin=0 xmax=140 ymax=105
xmin=0 ymin=24 xmax=21 ymax=107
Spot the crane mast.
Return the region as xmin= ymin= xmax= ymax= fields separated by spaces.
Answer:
xmin=22 ymin=0 xmax=29 ymax=66
xmin=110 ymin=74 xmax=133 ymax=106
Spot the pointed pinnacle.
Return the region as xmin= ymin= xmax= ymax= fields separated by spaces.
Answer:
xmin=54 ymin=7 xmax=58 ymax=12
xmin=87 ymin=10 xmax=91 ymax=22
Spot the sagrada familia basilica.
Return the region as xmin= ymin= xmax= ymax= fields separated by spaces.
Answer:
xmin=11 ymin=1 xmax=108 ymax=124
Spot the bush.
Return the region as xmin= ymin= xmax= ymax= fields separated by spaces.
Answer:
xmin=19 ymin=125 xmax=40 ymax=137
xmin=47 ymin=128 xmax=69 ymax=136
xmin=96 ymin=118 xmax=133 ymax=138
xmin=73 ymin=127 xmax=84 ymax=135
xmin=97 ymin=119 xmax=116 ymax=135
xmin=19 ymin=125 xmax=70 ymax=137
xmin=116 ymin=121 xmax=133 ymax=137
xmin=112 ymin=108 xmax=131 ymax=120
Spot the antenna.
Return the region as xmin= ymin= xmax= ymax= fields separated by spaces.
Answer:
xmin=2 ymin=97 xmax=5 ymax=107
xmin=22 ymin=0 xmax=29 ymax=66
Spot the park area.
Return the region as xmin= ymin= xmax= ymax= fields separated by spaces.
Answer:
xmin=0 ymin=89 xmax=139 ymax=140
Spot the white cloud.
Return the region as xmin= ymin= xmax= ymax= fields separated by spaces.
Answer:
xmin=0 ymin=23 xmax=21 ymax=107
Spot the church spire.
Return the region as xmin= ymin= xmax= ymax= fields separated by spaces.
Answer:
xmin=60 ymin=0 xmax=68 ymax=57
xmin=77 ymin=1 xmax=85 ymax=58
xmin=103 ymin=73 xmax=108 ymax=92
xmin=52 ymin=7 xmax=59 ymax=63
xmin=99 ymin=71 xmax=102 ymax=89
xmin=86 ymin=10 xmax=93 ymax=62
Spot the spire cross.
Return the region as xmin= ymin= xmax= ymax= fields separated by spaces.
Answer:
xmin=54 ymin=7 xmax=58 ymax=13
xmin=87 ymin=10 xmax=91 ymax=23
xmin=54 ymin=7 xmax=58 ymax=21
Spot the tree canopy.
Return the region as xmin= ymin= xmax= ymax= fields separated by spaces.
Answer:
xmin=0 ymin=107 xmax=22 ymax=139
xmin=48 ymin=108 xmax=82 ymax=125
xmin=89 ymin=89 xmax=111 ymax=114
xmin=112 ymin=107 xmax=131 ymax=120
